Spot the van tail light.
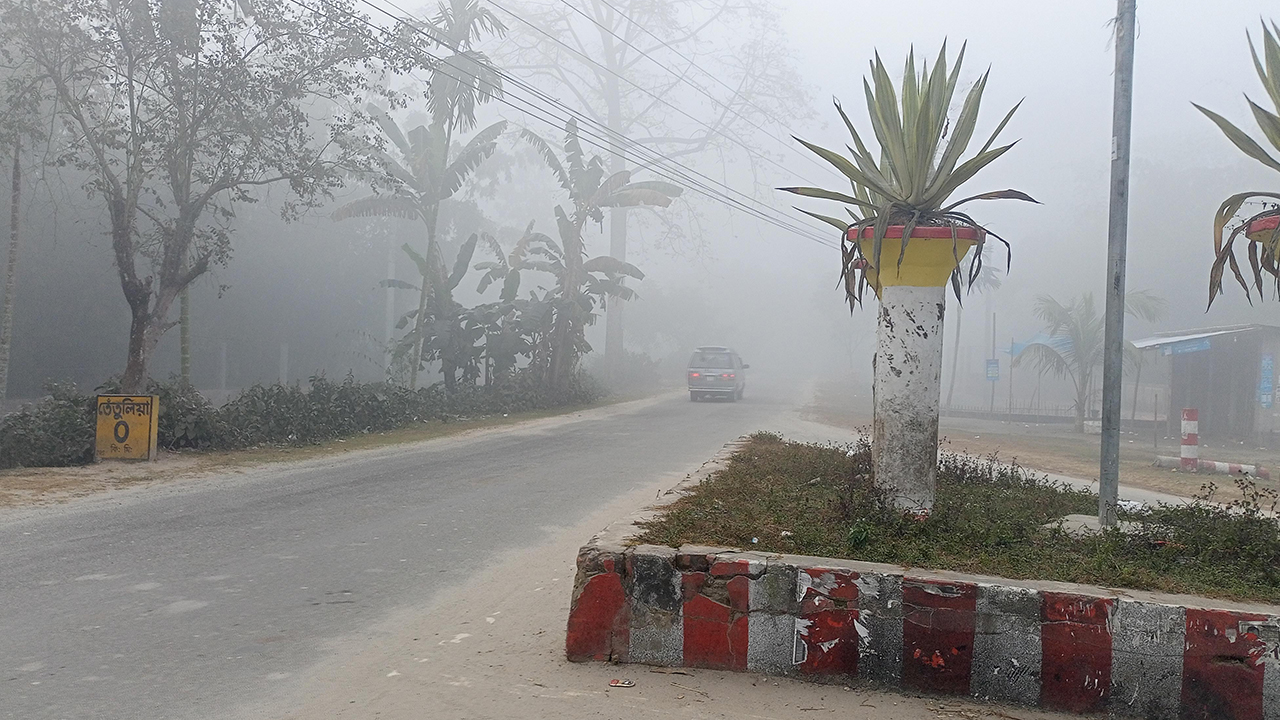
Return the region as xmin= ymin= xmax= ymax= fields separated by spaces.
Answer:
xmin=722 ymin=373 xmax=735 ymax=379
xmin=689 ymin=372 xmax=700 ymax=378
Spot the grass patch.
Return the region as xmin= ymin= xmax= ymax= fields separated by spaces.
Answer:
xmin=637 ymin=432 xmax=1280 ymax=604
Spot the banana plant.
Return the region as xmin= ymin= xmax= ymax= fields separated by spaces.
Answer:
xmin=778 ymin=43 xmax=1036 ymax=309
xmin=468 ymin=231 xmax=536 ymax=384
xmin=333 ymin=109 xmax=506 ymax=390
xmin=333 ymin=0 xmax=506 ymax=389
xmin=1195 ymin=21 xmax=1280 ymax=306
xmin=515 ymin=124 xmax=681 ymax=389
xmin=382 ymin=233 xmax=483 ymax=391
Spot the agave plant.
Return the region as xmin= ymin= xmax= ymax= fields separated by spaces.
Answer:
xmin=1195 ymin=21 xmax=1280 ymax=306
xmin=779 ymin=43 xmax=1035 ymax=308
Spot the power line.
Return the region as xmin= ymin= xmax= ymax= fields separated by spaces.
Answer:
xmin=482 ymin=0 xmax=832 ymax=192
xmin=363 ymin=0 xmax=839 ymax=247
xmin=338 ymin=0 xmax=840 ymax=247
xmin=550 ymin=0 xmax=842 ymax=183
xmin=279 ymin=0 xmax=838 ymax=247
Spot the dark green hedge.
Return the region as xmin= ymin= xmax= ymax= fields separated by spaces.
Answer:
xmin=0 ymin=371 xmax=604 ymax=469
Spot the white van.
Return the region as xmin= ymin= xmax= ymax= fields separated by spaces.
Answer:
xmin=686 ymin=346 xmax=748 ymax=402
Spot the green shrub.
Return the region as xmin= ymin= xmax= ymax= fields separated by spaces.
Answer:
xmin=0 ymin=383 xmax=96 ymax=468
xmin=0 ymin=371 xmax=605 ymax=470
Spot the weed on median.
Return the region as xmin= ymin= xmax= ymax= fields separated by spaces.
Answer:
xmin=636 ymin=432 xmax=1280 ymax=604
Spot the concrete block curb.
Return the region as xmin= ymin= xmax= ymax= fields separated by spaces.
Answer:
xmin=566 ymin=438 xmax=1280 ymax=719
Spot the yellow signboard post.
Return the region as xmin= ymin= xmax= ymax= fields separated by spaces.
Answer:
xmin=95 ymin=395 xmax=160 ymax=461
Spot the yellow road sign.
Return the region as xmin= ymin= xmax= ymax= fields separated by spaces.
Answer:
xmin=95 ymin=395 xmax=160 ymax=461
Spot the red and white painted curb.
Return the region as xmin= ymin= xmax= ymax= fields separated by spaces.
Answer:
xmin=1154 ymin=408 xmax=1272 ymax=480
xmin=1155 ymin=455 xmax=1272 ymax=480
xmin=567 ymin=441 xmax=1280 ymax=719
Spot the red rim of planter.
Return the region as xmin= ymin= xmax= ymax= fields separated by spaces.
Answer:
xmin=847 ymin=225 xmax=982 ymax=242
xmin=1247 ymin=215 xmax=1279 ymax=238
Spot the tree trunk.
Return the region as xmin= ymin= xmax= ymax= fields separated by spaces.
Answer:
xmin=408 ymin=247 xmax=431 ymax=391
xmin=944 ymin=303 xmax=963 ymax=408
xmin=1075 ymin=382 xmax=1088 ymax=433
xmin=604 ymin=205 xmax=626 ymax=378
xmin=548 ymin=215 xmax=588 ymax=392
xmin=120 ymin=304 xmax=154 ymax=393
xmin=179 ymin=283 xmax=190 ymax=386
xmin=0 ymin=140 xmax=20 ymax=399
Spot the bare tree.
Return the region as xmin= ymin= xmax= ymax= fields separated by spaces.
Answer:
xmin=0 ymin=0 xmax=421 ymax=391
xmin=506 ymin=0 xmax=809 ymax=376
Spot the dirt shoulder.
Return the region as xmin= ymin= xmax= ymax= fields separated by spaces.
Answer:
xmin=806 ymin=383 xmax=1280 ymax=501
xmin=0 ymin=395 xmax=651 ymax=509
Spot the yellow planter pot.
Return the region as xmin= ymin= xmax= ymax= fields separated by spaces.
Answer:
xmin=847 ymin=226 xmax=979 ymax=293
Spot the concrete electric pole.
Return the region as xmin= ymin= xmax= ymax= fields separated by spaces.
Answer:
xmin=1100 ymin=0 xmax=1137 ymax=527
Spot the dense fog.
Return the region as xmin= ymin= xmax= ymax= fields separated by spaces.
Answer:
xmin=1 ymin=0 xmax=1275 ymax=419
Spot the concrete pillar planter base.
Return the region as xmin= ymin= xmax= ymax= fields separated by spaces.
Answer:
xmin=873 ymin=284 xmax=946 ymax=514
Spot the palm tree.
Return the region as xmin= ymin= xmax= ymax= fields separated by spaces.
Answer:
xmin=1014 ymin=290 xmax=1166 ymax=432
xmin=944 ymin=245 xmax=1002 ymax=409
xmin=522 ymin=119 xmax=681 ymax=390
xmin=334 ymin=0 xmax=506 ymax=390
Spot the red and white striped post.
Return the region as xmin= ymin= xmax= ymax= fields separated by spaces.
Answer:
xmin=1180 ymin=408 xmax=1199 ymax=471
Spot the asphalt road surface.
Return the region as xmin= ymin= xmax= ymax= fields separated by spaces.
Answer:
xmin=0 ymin=376 xmax=813 ymax=720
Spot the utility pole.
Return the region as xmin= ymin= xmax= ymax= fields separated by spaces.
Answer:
xmin=1100 ymin=0 xmax=1137 ymax=528
xmin=988 ymin=312 xmax=997 ymax=414
xmin=1007 ymin=337 xmax=1014 ymax=419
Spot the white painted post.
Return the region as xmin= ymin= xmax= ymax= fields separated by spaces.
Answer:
xmin=873 ymin=284 xmax=946 ymax=514
xmin=1180 ymin=408 xmax=1199 ymax=470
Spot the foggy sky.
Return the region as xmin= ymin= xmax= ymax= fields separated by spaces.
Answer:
xmin=5 ymin=1 xmax=1278 ymax=411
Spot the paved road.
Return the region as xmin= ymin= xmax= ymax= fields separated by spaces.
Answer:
xmin=0 ymin=377 xmax=808 ymax=720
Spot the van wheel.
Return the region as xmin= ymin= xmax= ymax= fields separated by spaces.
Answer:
xmin=690 ymin=392 xmax=699 ymax=402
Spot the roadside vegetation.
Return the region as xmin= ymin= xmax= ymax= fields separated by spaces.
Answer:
xmin=0 ymin=372 xmax=603 ymax=470
xmin=0 ymin=0 xmax=691 ymax=473
xmin=638 ymin=432 xmax=1280 ymax=603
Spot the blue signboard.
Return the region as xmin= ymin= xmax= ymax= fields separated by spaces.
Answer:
xmin=1261 ymin=354 xmax=1274 ymax=409
xmin=1161 ymin=338 xmax=1212 ymax=356
xmin=986 ymin=359 xmax=1000 ymax=382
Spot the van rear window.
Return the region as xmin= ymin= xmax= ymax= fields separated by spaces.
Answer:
xmin=690 ymin=352 xmax=732 ymax=367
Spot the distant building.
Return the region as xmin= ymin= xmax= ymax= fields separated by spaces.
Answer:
xmin=1133 ymin=324 xmax=1280 ymax=441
